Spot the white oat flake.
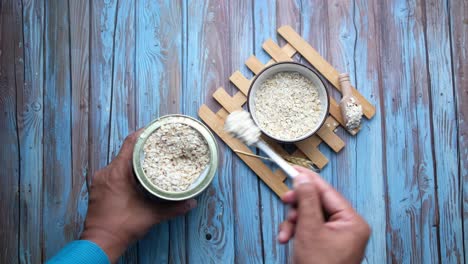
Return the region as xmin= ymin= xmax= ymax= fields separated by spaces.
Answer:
xmin=344 ymin=97 xmax=362 ymax=130
xmin=254 ymin=72 xmax=322 ymax=140
xmin=142 ymin=123 xmax=210 ymax=192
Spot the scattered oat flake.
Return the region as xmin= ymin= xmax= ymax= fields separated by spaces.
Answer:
xmin=254 ymin=72 xmax=322 ymax=140
xmin=142 ymin=123 xmax=210 ymax=192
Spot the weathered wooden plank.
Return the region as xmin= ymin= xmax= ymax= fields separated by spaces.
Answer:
xmin=448 ymin=0 xmax=468 ymax=261
xmin=43 ymin=0 xmax=73 ymax=258
xmin=444 ymin=1 xmax=468 ymax=263
xmin=0 ymin=0 xmax=20 ymax=262
xmin=326 ymin=0 xmax=358 ymax=233
xmin=233 ymin=5 xmax=278 ymax=259
xmin=353 ymin=0 xmax=388 ymax=262
xmin=380 ymin=0 xmax=438 ymax=262
xmin=69 ymin=0 xmax=90 ymax=247
xmin=165 ymin=2 xmax=186 ymax=262
xmin=253 ymin=1 xmax=286 ymax=262
xmin=134 ymin=0 xmax=183 ymax=262
xmin=17 ymin=0 xmax=44 ymax=262
xmin=89 ymin=0 xmax=117 ymax=182
xmin=107 ymin=1 xmax=137 ymax=263
xmin=185 ymin=0 xmax=235 ymax=262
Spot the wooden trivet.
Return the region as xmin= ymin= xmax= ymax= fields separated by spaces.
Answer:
xmin=198 ymin=26 xmax=376 ymax=197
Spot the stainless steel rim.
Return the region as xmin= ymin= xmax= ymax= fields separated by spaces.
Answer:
xmin=132 ymin=115 xmax=219 ymax=201
xmin=247 ymin=61 xmax=330 ymax=143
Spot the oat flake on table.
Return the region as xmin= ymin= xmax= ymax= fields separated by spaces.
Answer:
xmin=142 ymin=123 xmax=210 ymax=192
xmin=254 ymin=72 xmax=322 ymax=140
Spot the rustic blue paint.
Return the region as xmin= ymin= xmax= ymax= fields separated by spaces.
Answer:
xmin=107 ymin=0 xmax=137 ymax=263
xmin=134 ymin=0 xmax=171 ymax=262
xmin=0 ymin=0 xmax=20 ymax=262
xmin=380 ymin=0 xmax=438 ymax=262
xmin=2 ymin=0 xmax=467 ymax=263
xmin=89 ymin=0 xmax=117 ymax=179
xmin=229 ymin=1 xmax=263 ymax=263
xmin=424 ymin=0 xmax=464 ymax=262
xmin=43 ymin=0 xmax=74 ymax=258
xmin=253 ymin=1 xmax=290 ymax=263
xmin=300 ymin=0 xmax=335 ymax=185
xmin=18 ymin=0 xmax=44 ymax=262
xmin=184 ymin=0 xmax=235 ymax=263
xmin=69 ymin=0 xmax=90 ymax=248
xmin=448 ymin=0 xmax=468 ymax=262
xmin=353 ymin=1 xmax=387 ymax=262
xmin=326 ymin=0 xmax=358 ymax=215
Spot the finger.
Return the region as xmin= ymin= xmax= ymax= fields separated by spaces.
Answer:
xmin=293 ymin=166 xmax=354 ymax=221
xmin=281 ymin=190 xmax=297 ymax=204
xmin=294 ymin=173 xmax=324 ymax=227
xmin=118 ymin=128 xmax=145 ymax=160
xmin=287 ymin=208 xmax=298 ymax=223
xmin=278 ymin=221 xmax=295 ymax=244
xmin=153 ymin=199 xmax=197 ymax=220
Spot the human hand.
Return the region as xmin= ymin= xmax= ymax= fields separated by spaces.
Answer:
xmin=278 ymin=166 xmax=370 ymax=264
xmin=80 ymin=129 xmax=197 ymax=263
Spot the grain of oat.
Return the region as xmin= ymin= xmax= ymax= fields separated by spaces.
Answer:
xmin=142 ymin=123 xmax=210 ymax=192
xmin=344 ymin=97 xmax=362 ymax=130
xmin=254 ymin=72 xmax=322 ymax=140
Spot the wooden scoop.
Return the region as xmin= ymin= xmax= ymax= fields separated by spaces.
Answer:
xmin=338 ymin=73 xmax=362 ymax=130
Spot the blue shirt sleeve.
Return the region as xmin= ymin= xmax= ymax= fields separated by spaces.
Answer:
xmin=46 ymin=240 xmax=110 ymax=264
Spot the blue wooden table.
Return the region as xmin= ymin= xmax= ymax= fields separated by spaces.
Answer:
xmin=0 ymin=0 xmax=466 ymax=263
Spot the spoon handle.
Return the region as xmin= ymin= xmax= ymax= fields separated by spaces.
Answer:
xmin=256 ymin=140 xmax=299 ymax=179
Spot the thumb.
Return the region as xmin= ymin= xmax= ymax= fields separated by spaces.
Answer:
xmin=294 ymin=173 xmax=324 ymax=228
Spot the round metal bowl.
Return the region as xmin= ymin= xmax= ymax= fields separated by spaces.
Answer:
xmin=132 ymin=115 xmax=219 ymax=201
xmin=247 ymin=62 xmax=330 ymax=143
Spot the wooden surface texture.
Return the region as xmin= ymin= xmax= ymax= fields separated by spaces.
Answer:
xmin=0 ymin=0 xmax=466 ymax=263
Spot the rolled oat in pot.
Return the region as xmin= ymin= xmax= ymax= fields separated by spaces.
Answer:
xmin=142 ymin=123 xmax=210 ymax=192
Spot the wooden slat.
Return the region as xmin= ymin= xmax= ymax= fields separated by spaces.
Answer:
xmin=135 ymin=0 xmax=187 ymax=262
xmin=109 ymin=1 xmax=138 ymax=262
xmin=262 ymin=39 xmax=292 ymax=62
xmin=273 ymin=170 xmax=288 ymax=183
xmin=185 ymin=1 xmax=235 ymax=263
xmin=199 ymin=105 xmax=289 ymax=197
xmin=18 ymin=0 xmax=45 ymax=262
xmin=245 ymin=55 xmax=264 ymax=74
xmin=351 ymin=1 xmax=387 ymax=262
xmin=379 ymin=0 xmax=438 ymax=262
xmin=450 ymin=0 xmax=468 ymax=260
xmin=278 ymin=25 xmax=375 ymax=119
xmin=43 ymin=0 xmax=74 ymax=257
xmin=295 ymin=142 xmax=328 ymax=169
xmin=317 ymin=125 xmax=344 ymax=152
xmin=90 ymin=0 xmax=117 ymax=182
xmin=0 ymin=0 xmax=20 ymax=262
xmin=69 ymin=0 xmax=90 ymax=239
xmin=216 ymin=108 xmax=229 ymax=119
xmin=427 ymin=0 xmax=464 ymax=262
xmin=229 ymin=71 xmax=250 ymax=95
xmin=246 ymin=44 xmax=297 ymax=74
xmin=213 ymin=87 xmax=246 ymax=112
xmin=228 ymin=2 xmax=263 ymax=262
